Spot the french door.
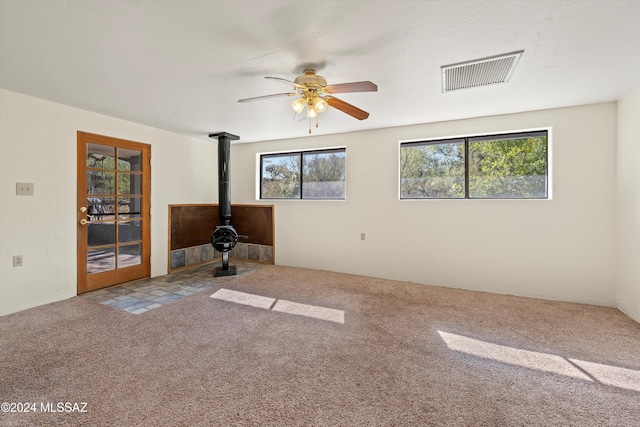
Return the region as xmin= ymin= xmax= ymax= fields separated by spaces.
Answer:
xmin=77 ymin=132 xmax=151 ymax=294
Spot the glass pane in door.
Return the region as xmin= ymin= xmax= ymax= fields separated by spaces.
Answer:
xmin=87 ymin=222 xmax=116 ymax=246
xmin=118 ymin=244 xmax=142 ymax=268
xmin=87 ymin=247 xmax=116 ymax=274
xmin=87 ymin=144 xmax=115 ymax=169
xmin=87 ymin=196 xmax=116 ymax=220
xmin=118 ymin=148 xmax=142 ymax=171
xmin=118 ymin=173 xmax=141 ymax=195
xmin=87 ymin=171 xmax=115 ymax=195
xmin=118 ymin=197 xmax=142 ymax=218
xmin=118 ymin=220 xmax=141 ymax=243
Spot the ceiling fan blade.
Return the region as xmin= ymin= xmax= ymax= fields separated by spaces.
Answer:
xmin=238 ymin=93 xmax=296 ymax=103
xmin=325 ymin=81 xmax=377 ymax=94
xmin=265 ymin=77 xmax=304 ymax=89
xmin=326 ymin=97 xmax=370 ymax=120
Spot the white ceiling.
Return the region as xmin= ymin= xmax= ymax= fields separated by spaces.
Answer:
xmin=1 ymin=0 xmax=639 ymax=144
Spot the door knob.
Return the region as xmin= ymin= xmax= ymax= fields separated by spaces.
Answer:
xmin=79 ymin=219 xmax=88 ymax=225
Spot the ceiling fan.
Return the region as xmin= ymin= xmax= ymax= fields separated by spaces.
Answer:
xmin=238 ymin=69 xmax=377 ymax=133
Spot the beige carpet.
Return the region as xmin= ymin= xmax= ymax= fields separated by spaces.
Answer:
xmin=1 ymin=265 xmax=639 ymax=426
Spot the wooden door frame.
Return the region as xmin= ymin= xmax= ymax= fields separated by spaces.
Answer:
xmin=77 ymin=131 xmax=151 ymax=294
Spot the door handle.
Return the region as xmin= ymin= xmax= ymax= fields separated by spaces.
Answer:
xmin=79 ymin=219 xmax=88 ymax=225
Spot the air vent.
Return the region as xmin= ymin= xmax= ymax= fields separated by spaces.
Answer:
xmin=442 ymin=50 xmax=523 ymax=92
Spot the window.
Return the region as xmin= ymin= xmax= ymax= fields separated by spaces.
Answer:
xmin=260 ymin=148 xmax=346 ymax=199
xmin=400 ymin=130 xmax=548 ymax=199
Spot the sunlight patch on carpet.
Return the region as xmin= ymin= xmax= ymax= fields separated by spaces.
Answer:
xmin=211 ymin=288 xmax=345 ymax=324
xmin=439 ymin=330 xmax=640 ymax=392
xmin=273 ymin=299 xmax=345 ymax=324
xmin=569 ymin=358 xmax=640 ymax=392
xmin=438 ymin=331 xmax=592 ymax=381
xmin=210 ymin=288 xmax=275 ymax=309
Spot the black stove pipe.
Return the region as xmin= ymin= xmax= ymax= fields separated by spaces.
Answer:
xmin=217 ymin=134 xmax=233 ymax=226
xmin=209 ymin=132 xmax=240 ymax=276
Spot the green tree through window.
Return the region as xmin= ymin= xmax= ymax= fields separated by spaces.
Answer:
xmin=261 ymin=154 xmax=301 ymax=198
xmin=303 ymin=150 xmax=346 ymax=199
xmin=469 ymin=135 xmax=548 ymax=198
xmin=261 ymin=149 xmax=346 ymax=199
xmin=400 ymin=131 xmax=548 ymax=199
xmin=400 ymin=140 xmax=465 ymax=198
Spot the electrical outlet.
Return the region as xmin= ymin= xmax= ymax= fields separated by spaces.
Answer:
xmin=13 ymin=255 xmax=24 ymax=267
xmin=361 ymin=233 xmax=366 ymax=241
xmin=16 ymin=183 xmax=34 ymax=196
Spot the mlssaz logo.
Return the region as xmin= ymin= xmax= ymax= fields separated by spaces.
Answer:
xmin=40 ymin=402 xmax=88 ymax=413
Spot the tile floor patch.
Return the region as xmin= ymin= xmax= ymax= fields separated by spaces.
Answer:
xmin=80 ymin=260 xmax=264 ymax=315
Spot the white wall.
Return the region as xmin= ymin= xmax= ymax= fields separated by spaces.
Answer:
xmin=232 ymin=103 xmax=618 ymax=306
xmin=0 ymin=89 xmax=217 ymax=316
xmin=0 ymin=91 xmax=624 ymax=316
xmin=616 ymin=86 xmax=640 ymax=322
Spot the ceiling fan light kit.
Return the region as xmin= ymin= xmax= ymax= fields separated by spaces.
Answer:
xmin=291 ymin=97 xmax=306 ymax=114
xmin=239 ymin=69 xmax=377 ymax=134
xmin=313 ymin=97 xmax=328 ymax=113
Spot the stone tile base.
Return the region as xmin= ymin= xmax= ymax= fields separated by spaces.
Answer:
xmin=170 ymin=243 xmax=273 ymax=271
xmin=231 ymin=242 xmax=273 ymax=263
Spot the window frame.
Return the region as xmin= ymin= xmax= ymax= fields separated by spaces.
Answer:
xmin=400 ymin=130 xmax=549 ymax=200
xmin=259 ymin=147 xmax=347 ymax=200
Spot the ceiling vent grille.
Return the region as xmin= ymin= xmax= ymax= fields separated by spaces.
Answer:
xmin=442 ymin=50 xmax=523 ymax=92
